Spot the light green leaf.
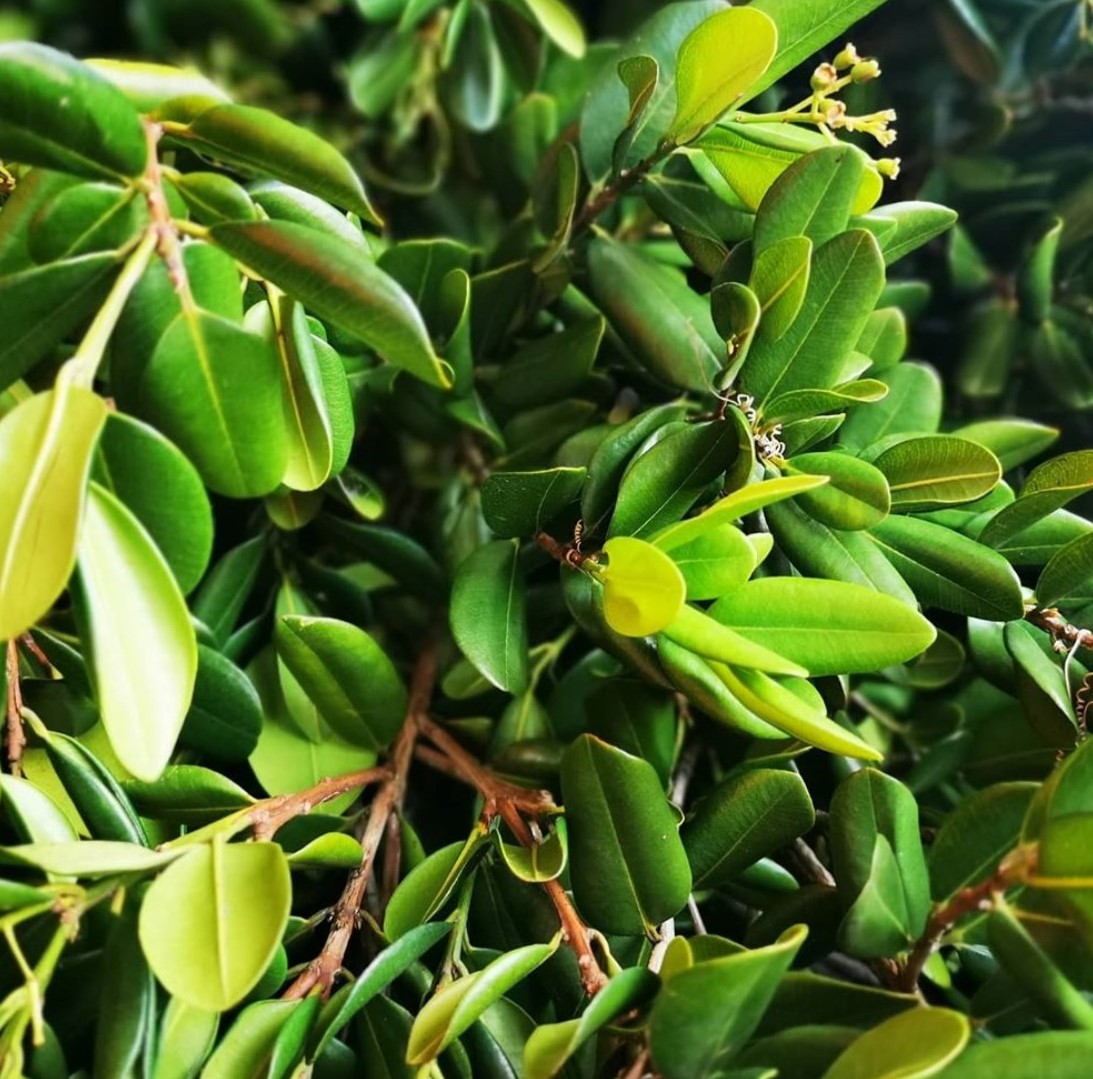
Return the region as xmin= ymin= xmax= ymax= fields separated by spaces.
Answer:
xmin=873 ymin=436 xmax=1001 ymax=512
xmin=981 ymin=451 xmax=1093 ymax=548
xmin=210 ymin=220 xmax=451 ymax=389
xmin=823 ymin=1006 xmax=968 ymax=1079
xmin=683 ymin=768 xmax=815 ymax=888
xmin=450 ymin=540 xmax=529 ymax=694
xmin=561 ymin=734 xmax=692 ymax=935
xmin=201 ymin=1001 xmax=301 ymax=1079
xmin=384 ymin=833 xmax=485 ymax=940
xmin=839 ymin=363 xmax=942 ymax=453
xmin=0 ymin=43 xmax=146 ymax=179
xmin=524 ymin=967 xmax=659 ymax=1079
xmin=860 ymin=201 xmax=959 ymax=266
xmin=406 ymin=941 xmax=557 ymax=1065
xmin=151 ymin=997 xmax=219 ymax=1079
xmin=497 ymin=817 xmax=568 ymax=884
xmin=599 ymin=537 xmax=686 ymax=637
xmin=74 ymin=483 xmax=197 ymax=782
xmin=668 ymin=7 xmax=779 ymax=145
xmin=521 ymin=0 xmax=585 ymax=57
xmin=663 ymin=603 xmax=807 ymax=677
xmin=139 ymin=841 xmax=291 ymax=1012
xmin=939 ymin=1032 xmax=1093 ymax=1078
xmin=0 ymin=840 xmax=178 ymax=877
xmin=952 ymin=419 xmax=1059 ymax=472
xmin=649 ymin=926 xmax=807 ymax=1079
xmin=668 ymin=523 xmax=757 ymax=600
xmin=749 ymin=235 xmax=812 ymax=341
xmin=709 ymin=577 xmax=935 ymax=676
xmin=274 ymin=615 xmax=407 ymax=751
xmin=170 ymin=103 xmax=379 ymax=223
xmin=786 ymin=451 xmax=890 ymax=530
xmin=0 ymin=380 xmax=107 ymax=640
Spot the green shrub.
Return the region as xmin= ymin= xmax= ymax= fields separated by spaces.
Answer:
xmin=1 ymin=1 xmax=1092 ymax=1076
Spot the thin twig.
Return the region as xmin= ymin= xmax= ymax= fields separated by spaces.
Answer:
xmin=249 ymin=766 xmax=391 ymax=841
xmin=619 ymin=1046 xmax=653 ymax=1079
xmin=282 ymin=645 xmax=438 ymax=1000
xmin=5 ymin=641 xmax=25 ymax=775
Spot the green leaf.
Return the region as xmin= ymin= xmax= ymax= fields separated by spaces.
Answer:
xmin=0 ymin=43 xmax=146 ymax=179
xmin=310 ymin=922 xmax=452 ymax=1060
xmin=524 ymin=967 xmax=659 ymax=1079
xmin=587 ymin=236 xmax=723 ymax=392
xmin=786 ymin=452 xmax=890 ymax=530
xmin=481 ymin=468 xmax=586 ymax=538
xmin=579 ymin=1 xmax=724 ymax=181
xmin=561 ymin=734 xmax=692 ymax=934
xmin=497 ymin=817 xmax=569 ymax=883
xmin=867 ymin=515 xmax=1025 ymax=621
xmin=749 ymin=235 xmax=812 ymax=341
xmin=742 ymin=230 xmax=885 ymax=406
xmin=169 ymin=103 xmax=379 ymax=223
xmin=139 ymin=841 xmax=291 ymax=1012
xmin=929 ymin=783 xmax=1038 ymax=901
xmin=450 ymin=540 xmax=529 ymax=694
xmin=940 ymin=1033 xmax=1093 ymax=1078
xmin=93 ymin=905 xmax=155 ymax=1079
xmin=274 ymin=615 xmax=407 ymax=751
xmin=667 ymin=7 xmax=779 ymax=145
xmin=663 ymin=603 xmax=807 ymax=677
xmin=384 ymin=834 xmax=485 ymax=940
xmin=1017 ymin=217 xmax=1062 ymax=325
xmin=822 ymin=1007 xmax=969 ymax=1079
xmin=765 ymin=497 xmax=916 ymax=605
xmin=746 ymin=0 xmax=887 ymax=101
xmin=613 ymin=55 xmax=659 ymax=170
xmin=135 ymin=307 xmax=289 ymax=498
xmin=28 ymin=181 xmax=145 ymax=263
xmin=74 ymin=483 xmax=197 ymax=782
xmin=683 ymin=768 xmax=815 ymax=888
xmin=1037 ymin=532 xmax=1093 ymax=605
xmin=92 ymin=413 xmax=214 ymax=594
xmin=123 ymin=766 xmax=255 ymax=826
xmin=0 ymin=381 xmax=107 ymax=640
xmin=599 ymin=537 xmax=686 ymax=637
xmin=210 ymin=220 xmax=451 ymax=389
xmin=652 ymin=473 xmax=827 ymax=551
xmin=952 ymin=419 xmax=1059 ymax=472
xmin=981 ymin=451 xmax=1093 ymax=548
xmin=715 ymin=663 xmax=881 ymax=759
xmin=668 ymin=523 xmax=757 ymax=600
xmin=649 ymin=926 xmax=807 ymax=1079
xmin=829 ymin=769 xmax=930 ymax=955
xmin=609 ymin=416 xmax=753 ymax=539
xmin=173 ymin=171 xmax=259 ymax=224
xmin=0 ymin=840 xmax=178 ymax=876
xmin=753 ymin=145 xmax=868 ymax=254
xmin=0 ymin=252 xmax=119 ymax=390
xmin=201 ymin=1001 xmax=300 ymax=1079
xmin=872 ymin=436 xmax=1001 ymax=513
xmin=443 ymin=1 xmax=504 ymax=132
xmin=709 ymin=577 xmax=935 ymax=676
xmin=0 ymin=775 xmax=79 ymax=846
xmin=520 ymin=0 xmax=585 ymax=57
xmin=151 ymin=997 xmax=219 ymax=1079
xmin=406 ymin=941 xmax=557 ymax=1065
xmin=839 ymin=363 xmax=942 ymax=454
xmin=861 ymin=201 xmax=958 ymax=266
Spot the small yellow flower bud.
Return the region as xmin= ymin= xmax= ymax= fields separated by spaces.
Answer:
xmin=876 ymin=157 xmax=901 ymax=179
xmin=851 ymin=59 xmax=882 ymax=82
xmin=833 ymin=44 xmax=861 ymax=70
xmin=810 ymin=62 xmax=839 ymax=93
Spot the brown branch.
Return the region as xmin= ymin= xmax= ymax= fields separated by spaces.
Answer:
xmin=249 ymin=765 xmax=391 ymax=841
xmin=895 ymin=844 xmax=1037 ymax=993
xmin=140 ymin=119 xmax=193 ymax=304
xmin=5 ymin=641 xmax=25 ymax=775
xmin=618 ymin=1046 xmax=653 ymax=1079
xmin=1027 ymin=607 xmax=1093 ymax=655
xmin=572 ymin=147 xmax=669 ymax=236
xmin=282 ymin=645 xmax=438 ymax=1000
xmin=415 ymin=714 xmax=609 ymax=996
xmin=18 ymin=634 xmax=52 ymax=672
xmin=536 ymin=530 xmax=589 ymax=569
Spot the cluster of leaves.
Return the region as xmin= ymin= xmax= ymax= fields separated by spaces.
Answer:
xmin=1 ymin=0 xmax=1093 ymax=1077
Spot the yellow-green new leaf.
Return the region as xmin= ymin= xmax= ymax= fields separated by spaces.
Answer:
xmin=406 ymin=941 xmax=557 ymax=1065
xmin=75 ymin=484 xmax=198 ymax=781
xmin=521 ymin=0 xmax=586 ymax=58
xmin=599 ymin=537 xmax=686 ymax=637
xmin=663 ymin=603 xmax=807 ymax=677
xmin=822 ymin=1007 xmax=969 ymax=1079
xmin=669 ymin=8 xmax=778 ymax=145
xmin=0 ymin=382 xmax=107 ymax=640
xmin=139 ymin=842 xmax=291 ymax=1012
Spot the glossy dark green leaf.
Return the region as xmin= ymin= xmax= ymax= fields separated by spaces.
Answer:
xmin=867 ymin=516 xmax=1024 ymax=621
xmin=648 ymin=926 xmax=807 ymax=1079
xmin=609 ymin=415 xmax=753 ymax=538
xmin=1036 ymin=532 xmax=1093 ymax=605
xmin=93 ymin=905 xmax=155 ymax=1079
xmin=172 ymin=171 xmax=258 ymax=224
xmin=561 ymin=734 xmax=692 ymax=934
xmin=210 ymin=220 xmax=450 ymax=389
xmin=873 ymin=436 xmax=1001 ymax=513
xmin=1017 ymin=217 xmax=1062 ymax=325
xmin=742 ymin=230 xmax=885 ymax=406
xmin=450 ymin=540 xmax=529 ymax=694
xmin=683 ymin=768 xmax=814 ymax=888
xmin=274 ymin=615 xmax=407 ymax=750
xmin=481 ymin=468 xmax=586 ymax=538
xmin=587 ymin=235 xmax=723 ymax=392
xmin=28 ymin=181 xmax=146 ymax=262
xmin=169 ymin=103 xmax=379 ymax=222
xmin=0 ymin=43 xmax=146 ymax=179
xmin=92 ymin=413 xmax=213 ymax=594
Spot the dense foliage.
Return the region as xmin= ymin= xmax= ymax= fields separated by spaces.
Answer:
xmin=1 ymin=0 xmax=1093 ymax=1076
